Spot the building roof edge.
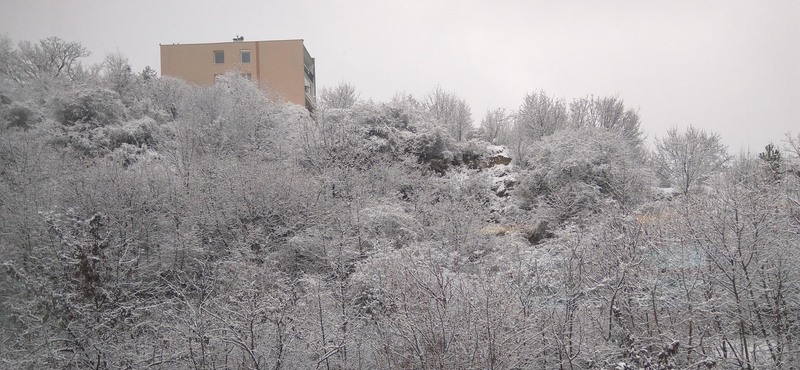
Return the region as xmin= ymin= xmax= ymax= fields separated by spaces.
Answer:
xmin=160 ymin=39 xmax=305 ymax=47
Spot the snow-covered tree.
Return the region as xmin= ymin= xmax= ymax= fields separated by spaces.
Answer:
xmin=319 ymin=81 xmax=359 ymax=109
xmin=423 ymin=85 xmax=473 ymax=142
xmin=570 ymin=94 xmax=644 ymax=147
xmin=0 ymin=36 xmax=89 ymax=86
xmin=654 ymin=125 xmax=730 ymax=195
xmin=477 ymin=108 xmax=511 ymax=145
xmin=103 ymin=52 xmax=136 ymax=102
xmin=515 ymin=90 xmax=567 ymax=141
xmin=516 ymin=126 xmax=654 ymax=222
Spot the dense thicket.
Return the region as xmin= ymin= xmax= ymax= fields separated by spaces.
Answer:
xmin=1 ymin=37 xmax=799 ymax=370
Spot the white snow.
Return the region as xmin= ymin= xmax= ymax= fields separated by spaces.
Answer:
xmin=486 ymin=144 xmax=511 ymax=159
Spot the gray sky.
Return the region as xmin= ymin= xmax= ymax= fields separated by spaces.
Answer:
xmin=2 ymin=0 xmax=798 ymax=153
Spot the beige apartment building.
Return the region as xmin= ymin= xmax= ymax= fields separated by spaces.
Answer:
xmin=160 ymin=38 xmax=316 ymax=110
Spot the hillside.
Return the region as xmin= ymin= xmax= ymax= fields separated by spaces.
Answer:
xmin=2 ymin=37 xmax=799 ymax=370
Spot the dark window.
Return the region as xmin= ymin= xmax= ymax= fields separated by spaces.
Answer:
xmin=240 ymin=50 xmax=251 ymax=63
xmin=214 ymin=50 xmax=224 ymax=64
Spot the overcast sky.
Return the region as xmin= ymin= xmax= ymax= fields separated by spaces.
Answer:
xmin=2 ymin=0 xmax=798 ymax=152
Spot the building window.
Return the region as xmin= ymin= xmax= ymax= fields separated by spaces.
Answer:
xmin=240 ymin=50 xmax=251 ymax=63
xmin=240 ymin=73 xmax=252 ymax=80
xmin=214 ymin=50 xmax=224 ymax=64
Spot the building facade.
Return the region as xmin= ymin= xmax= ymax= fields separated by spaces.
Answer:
xmin=160 ymin=38 xmax=316 ymax=110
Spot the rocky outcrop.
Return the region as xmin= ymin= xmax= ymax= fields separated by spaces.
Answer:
xmin=485 ymin=145 xmax=512 ymax=167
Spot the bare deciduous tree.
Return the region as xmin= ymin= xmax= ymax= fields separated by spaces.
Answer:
xmin=0 ymin=36 xmax=89 ymax=85
xmin=516 ymin=90 xmax=567 ymax=141
xmin=570 ymin=94 xmax=644 ymax=147
xmin=477 ymin=108 xmax=511 ymax=145
xmin=423 ymin=86 xmax=473 ymax=142
xmin=319 ymin=82 xmax=359 ymax=109
xmin=654 ymin=125 xmax=730 ymax=195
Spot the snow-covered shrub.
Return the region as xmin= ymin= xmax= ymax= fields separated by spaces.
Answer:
xmin=107 ymin=117 xmax=159 ymax=148
xmin=164 ymin=72 xmax=290 ymax=158
xmin=408 ymin=125 xmax=454 ymax=173
xmin=108 ymin=142 xmax=159 ymax=167
xmin=143 ymin=76 xmax=188 ymax=122
xmin=359 ymin=202 xmax=421 ymax=250
xmin=54 ymin=87 xmax=124 ymax=126
xmin=516 ymin=127 xmax=654 ymax=222
xmin=1 ymin=101 xmax=43 ymax=129
xmin=458 ymin=139 xmax=492 ymax=169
